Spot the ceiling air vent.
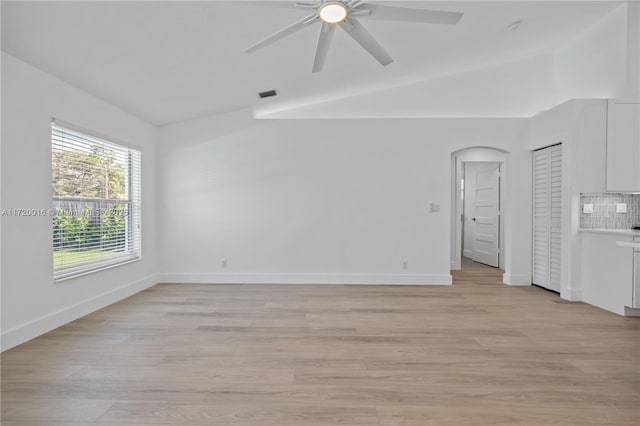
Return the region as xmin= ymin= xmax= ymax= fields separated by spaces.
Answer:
xmin=258 ymin=89 xmax=278 ymax=99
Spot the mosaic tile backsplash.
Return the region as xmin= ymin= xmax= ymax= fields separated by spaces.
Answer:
xmin=580 ymin=193 xmax=640 ymax=229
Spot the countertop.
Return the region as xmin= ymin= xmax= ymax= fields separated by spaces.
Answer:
xmin=580 ymin=228 xmax=640 ymax=236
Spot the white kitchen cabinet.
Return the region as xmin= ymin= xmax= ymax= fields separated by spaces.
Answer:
xmin=581 ymin=232 xmax=634 ymax=315
xmin=606 ymin=99 xmax=640 ymax=192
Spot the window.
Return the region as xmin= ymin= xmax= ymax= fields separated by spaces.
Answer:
xmin=52 ymin=121 xmax=141 ymax=281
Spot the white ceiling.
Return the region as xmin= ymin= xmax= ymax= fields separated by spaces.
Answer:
xmin=1 ymin=1 xmax=622 ymax=125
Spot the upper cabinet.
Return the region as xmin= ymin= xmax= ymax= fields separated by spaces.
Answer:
xmin=606 ymin=99 xmax=640 ymax=192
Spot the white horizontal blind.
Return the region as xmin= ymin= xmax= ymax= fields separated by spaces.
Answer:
xmin=52 ymin=122 xmax=141 ymax=281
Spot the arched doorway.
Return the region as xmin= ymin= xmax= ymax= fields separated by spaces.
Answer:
xmin=450 ymin=147 xmax=509 ymax=272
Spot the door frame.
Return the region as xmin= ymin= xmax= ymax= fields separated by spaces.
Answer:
xmin=451 ymin=147 xmax=507 ymax=272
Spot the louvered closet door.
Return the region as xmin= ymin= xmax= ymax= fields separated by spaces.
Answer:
xmin=533 ymin=149 xmax=550 ymax=288
xmin=548 ymin=145 xmax=562 ymax=291
xmin=532 ymin=144 xmax=562 ymax=292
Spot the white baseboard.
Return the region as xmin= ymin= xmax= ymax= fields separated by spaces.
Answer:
xmin=502 ymin=273 xmax=531 ymax=286
xmin=1 ymin=273 xmax=158 ymax=352
xmin=160 ymin=273 xmax=453 ymax=285
xmin=565 ymin=288 xmax=583 ymax=301
xmin=624 ymin=307 xmax=640 ymax=317
xmin=1 ymin=272 xmax=453 ymax=352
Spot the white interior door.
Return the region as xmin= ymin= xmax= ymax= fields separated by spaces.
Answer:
xmin=533 ymin=144 xmax=562 ymax=292
xmin=467 ymin=163 xmax=500 ymax=267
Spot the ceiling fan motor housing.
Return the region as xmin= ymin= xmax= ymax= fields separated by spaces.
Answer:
xmin=319 ymin=2 xmax=349 ymax=24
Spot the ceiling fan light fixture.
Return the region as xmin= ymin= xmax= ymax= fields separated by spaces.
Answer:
xmin=319 ymin=2 xmax=348 ymax=24
xmin=244 ymin=1 xmax=465 ymax=73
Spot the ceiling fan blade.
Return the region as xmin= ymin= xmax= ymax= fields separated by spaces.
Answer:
xmin=312 ymin=22 xmax=336 ymax=73
xmin=239 ymin=1 xmax=300 ymax=10
xmin=244 ymin=13 xmax=319 ymax=53
xmin=295 ymin=1 xmax=321 ymax=9
xmin=238 ymin=1 xmax=321 ymax=10
xmin=357 ymin=4 xmax=463 ymax=25
xmin=338 ymin=18 xmax=393 ymax=66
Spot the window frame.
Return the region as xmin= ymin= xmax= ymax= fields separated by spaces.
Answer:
xmin=51 ymin=119 xmax=142 ymax=282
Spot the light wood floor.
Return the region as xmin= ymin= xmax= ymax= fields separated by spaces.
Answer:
xmin=461 ymin=256 xmax=496 ymax=270
xmin=2 ymin=268 xmax=639 ymax=425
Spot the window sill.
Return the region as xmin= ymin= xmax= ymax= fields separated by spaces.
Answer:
xmin=54 ymin=255 xmax=142 ymax=283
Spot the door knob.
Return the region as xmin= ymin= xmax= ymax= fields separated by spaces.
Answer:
xmin=472 ymin=217 xmax=476 ymax=221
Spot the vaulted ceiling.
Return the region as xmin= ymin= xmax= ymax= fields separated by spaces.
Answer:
xmin=1 ymin=1 xmax=622 ymax=125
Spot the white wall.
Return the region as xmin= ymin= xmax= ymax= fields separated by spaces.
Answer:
xmin=257 ymin=54 xmax=555 ymax=119
xmin=625 ymin=1 xmax=640 ymax=98
xmin=529 ymin=99 xmax=608 ymax=301
xmin=159 ymin=110 xmax=530 ymax=285
xmin=463 ymin=163 xmax=478 ymax=259
xmin=553 ymin=3 xmax=629 ymax=103
xmin=0 ymin=53 xmax=159 ymax=350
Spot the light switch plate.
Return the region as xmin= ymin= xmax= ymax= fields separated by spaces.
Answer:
xmin=616 ymin=203 xmax=627 ymax=213
xmin=583 ymin=203 xmax=594 ymax=214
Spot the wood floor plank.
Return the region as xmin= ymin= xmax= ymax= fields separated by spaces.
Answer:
xmin=2 ymin=268 xmax=639 ymax=425
xmin=96 ymin=401 xmax=380 ymax=425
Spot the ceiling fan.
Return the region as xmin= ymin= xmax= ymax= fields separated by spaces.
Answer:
xmin=244 ymin=1 xmax=464 ymax=73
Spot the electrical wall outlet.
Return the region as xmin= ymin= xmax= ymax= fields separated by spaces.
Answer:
xmin=402 ymin=260 xmax=408 ymax=270
xmin=616 ymin=203 xmax=627 ymax=214
xmin=221 ymin=259 xmax=228 ymax=268
xmin=583 ymin=203 xmax=594 ymax=214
